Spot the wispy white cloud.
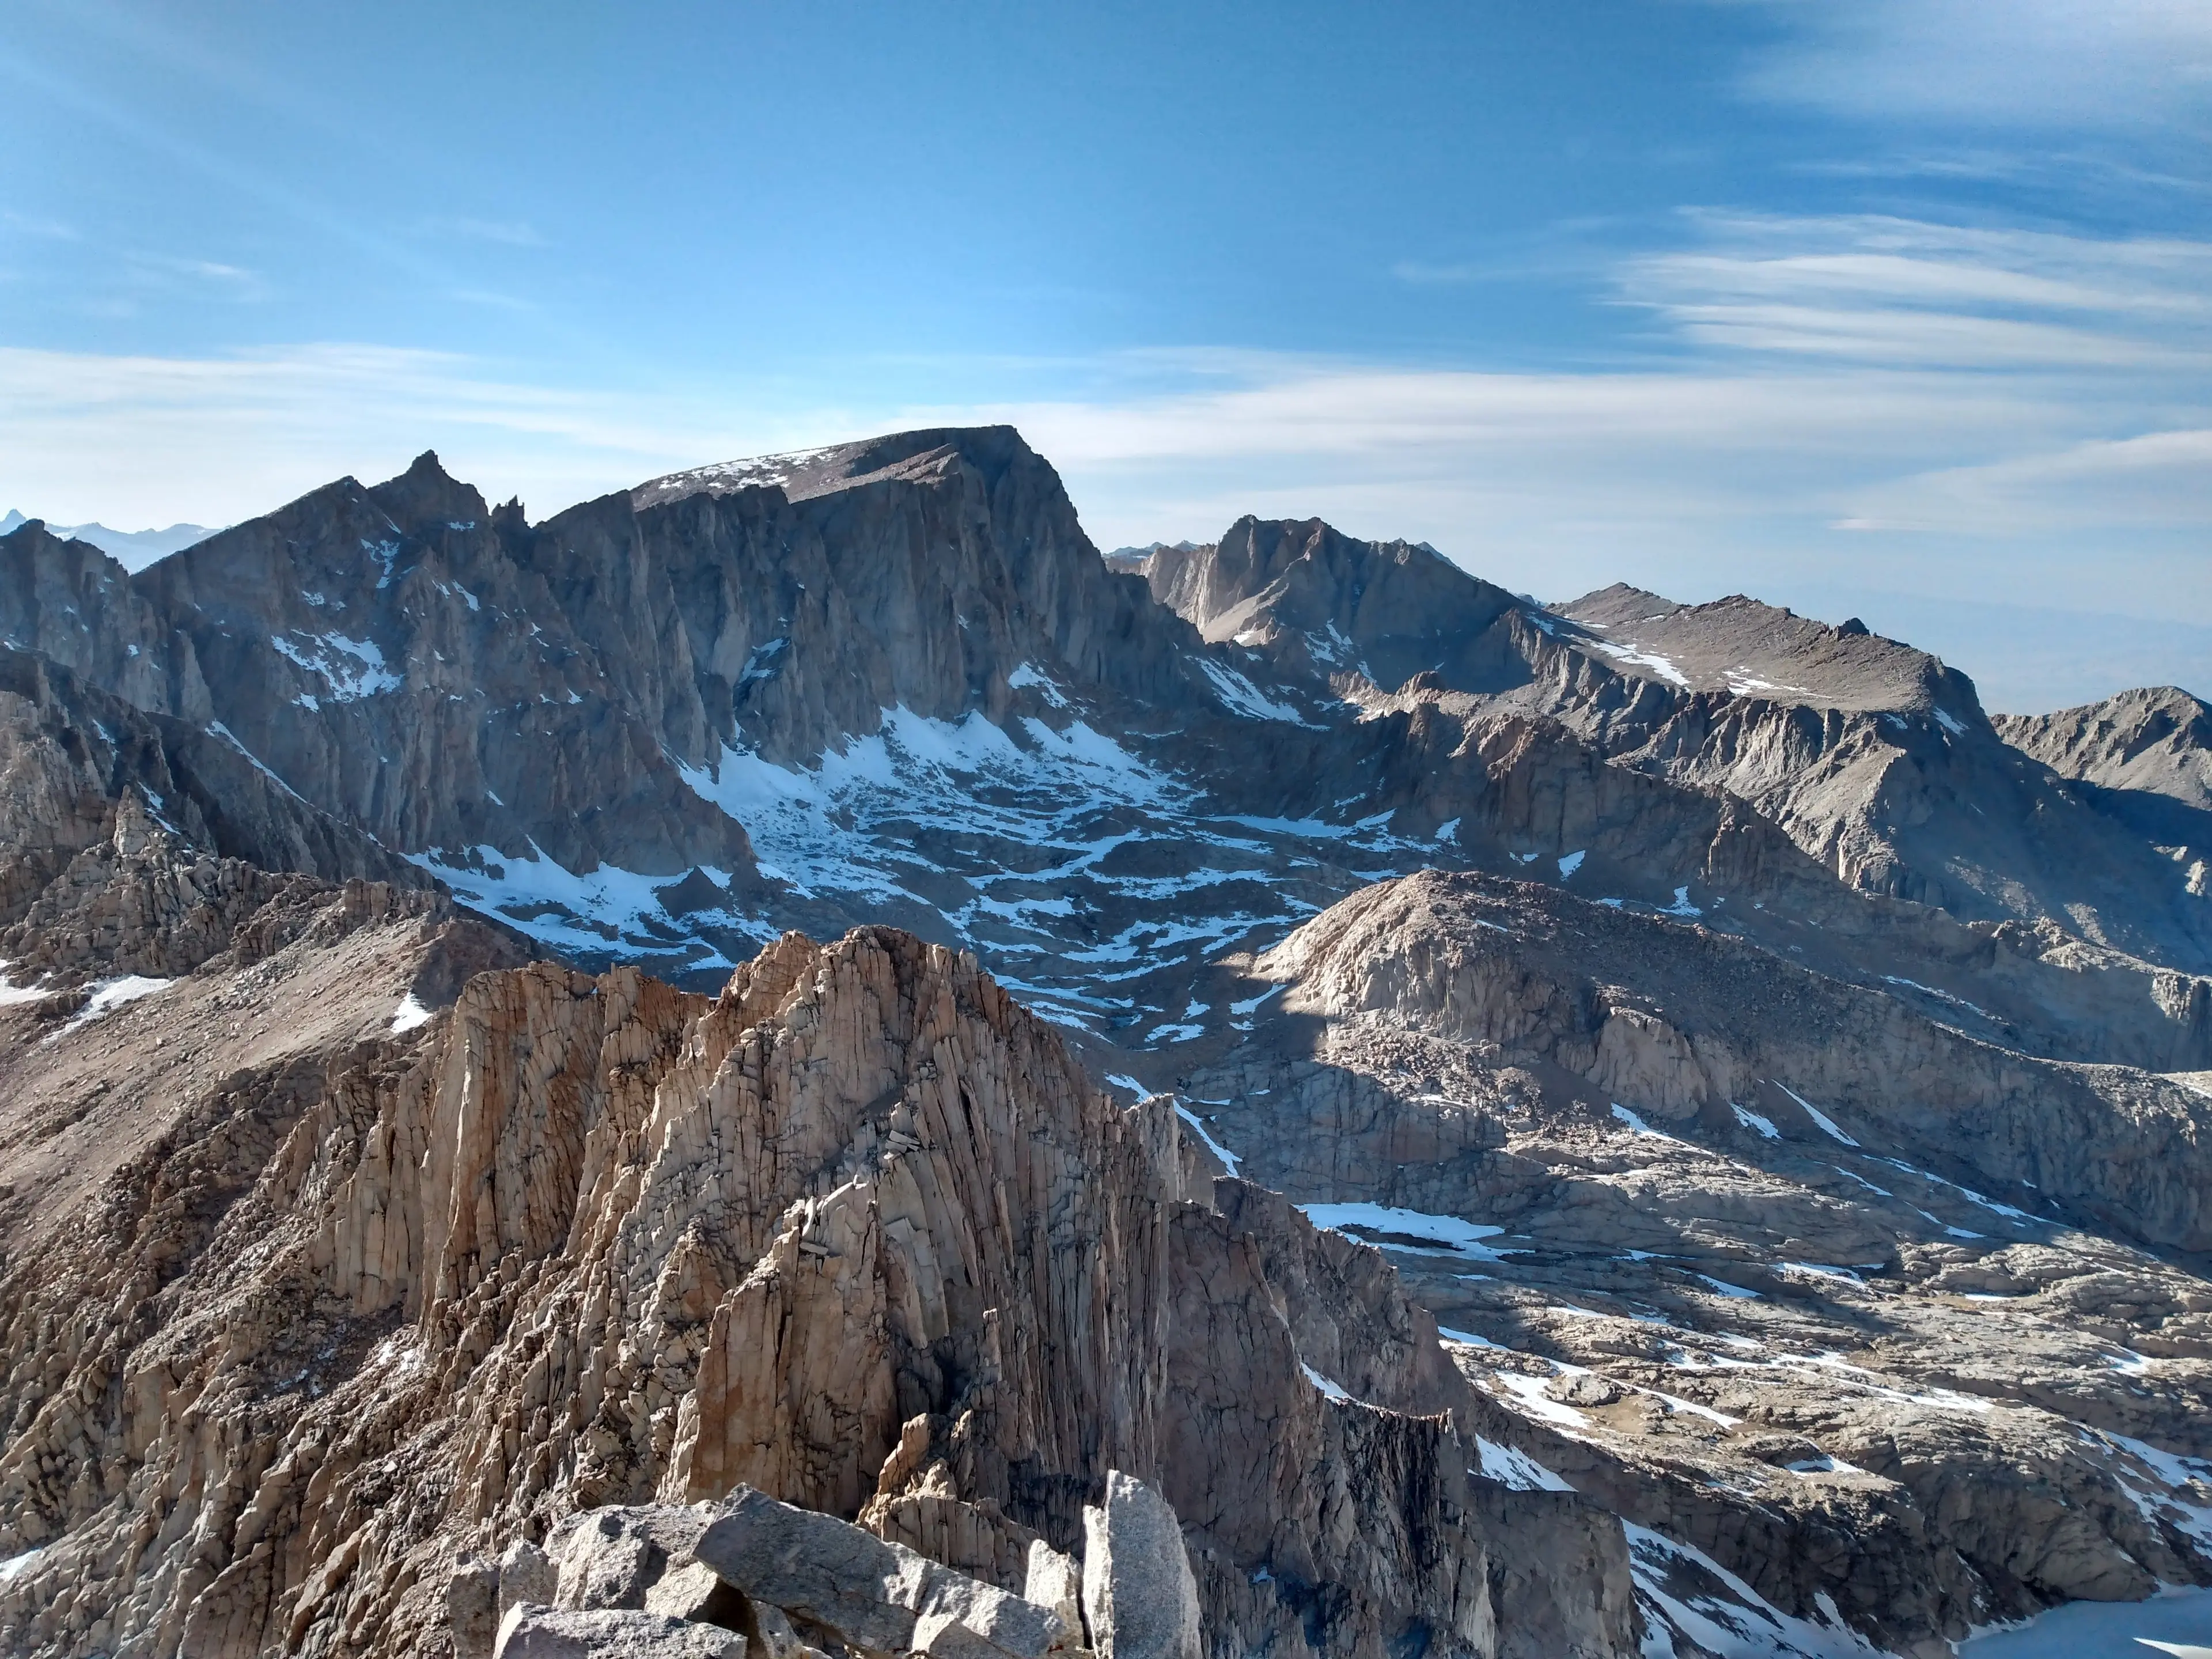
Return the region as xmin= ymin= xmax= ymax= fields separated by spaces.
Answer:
xmin=123 ymin=252 xmax=268 ymax=300
xmin=1619 ymin=213 xmax=2212 ymax=368
xmin=2 ymin=215 xmax=2205 ymax=647
xmin=1737 ymin=0 xmax=2212 ymax=131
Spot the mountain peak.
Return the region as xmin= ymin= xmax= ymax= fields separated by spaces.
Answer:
xmin=368 ymin=448 xmax=488 ymax=531
xmin=631 ymin=425 xmax=1044 ymax=513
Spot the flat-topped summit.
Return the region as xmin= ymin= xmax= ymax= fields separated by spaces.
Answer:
xmin=632 ymin=426 xmax=1047 ymax=511
xmin=1555 ymin=582 xmax=1980 ymax=719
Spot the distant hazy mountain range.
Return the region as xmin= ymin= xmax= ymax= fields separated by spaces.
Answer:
xmin=0 ymin=507 xmax=217 ymax=570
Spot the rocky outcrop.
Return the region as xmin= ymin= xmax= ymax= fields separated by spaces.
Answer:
xmin=1252 ymin=870 xmax=2212 ymax=1251
xmin=1078 ymin=1474 xmax=1198 ymax=1659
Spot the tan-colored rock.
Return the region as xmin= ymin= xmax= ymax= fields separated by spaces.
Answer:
xmin=0 ymin=926 xmax=1601 ymax=1659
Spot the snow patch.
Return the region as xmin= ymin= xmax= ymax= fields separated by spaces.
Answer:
xmin=1476 ymin=1438 xmax=1574 ymax=1492
xmin=1007 ymin=661 xmax=1070 ymax=709
xmin=1301 ymin=1362 xmax=1352 ymax=1403
xmin=271 ymin=631 xmax=402 ymax=699
xmin=390 ymin=994 xmax=434 ymax=1035
xmin=1557 ymin=850 xmax=1586 ymax=878
xmin=1195 ymin=657 xmax=1315 ymax=725
xmin=1625 ymin=1522 xmax=1877 ymax=1658
xmin=1300 ymin=1203 xmax=1512 ymax=1263
xmin=1586 ymin=639 xmax=1691 ymax=688
xmin=1175 ymin=1105 xmax=1243 ymax=1177
xmin=1730 ymin=1103 xmax=1780 ymax=1140
xmin=1611 ymin=1104 xmax=1680 ymax=1142
xmin=1776 ymin=1083 xmax=1859 ymax=1146
xmin=407 ymin=842 xmax=733 ymax=964
xmin=54 ymin=974 xmax=175 ymax=1037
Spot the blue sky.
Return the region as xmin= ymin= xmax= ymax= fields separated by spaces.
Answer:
xmin=2 ymin=0 xmax=2207 ymax=707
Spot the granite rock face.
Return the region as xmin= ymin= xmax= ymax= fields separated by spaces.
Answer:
xmin=0 ymin=921 xmax=1624 ymax=1659
xmin=1079 ymin=1474 xmax=1200 ymax=1659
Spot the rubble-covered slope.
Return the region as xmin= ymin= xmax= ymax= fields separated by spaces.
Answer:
xmin=1158 ymin=871 xmax=2212 ymax=1656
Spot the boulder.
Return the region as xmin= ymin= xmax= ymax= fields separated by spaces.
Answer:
xmin=551 ymin=1505 xmax=713 ymax=1611
xmin=499 ymin=1540 xmax=559 ymax=1622
xmin=1079 ymin=1474 xmax=1202 ymax=1659
xmin=643 ymin=1560 xmax=748 ymax=1628
xmin=493 ymin=1604 xmax=746 ymax=1659
xmin=1024 ymin=1541 xmax=1085 ymax=1649
xmin=450 ymin=1556 xmax=502 ymax=1659
xmin=695 ymin=1486 xmax=1065 ymax=1659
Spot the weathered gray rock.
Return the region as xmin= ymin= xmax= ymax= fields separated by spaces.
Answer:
xmin=493 ymin=1604 xmax=745 ymax=1659
xmin=1023 ymin=1542 xmax=1085 ymax=1650
xmin=913 ymin=1568 xmax=1067 ymax=1659
xmin=450 ymin=1557 xmax=503 ymax=1659
xmin=1078 ymin=1475 xmax=1201 ymax=1659
xmin=498 ymin=1539 xmax=559 ymax=1622
xmin=643 ymin=1561 xmax=748 ymax=1628
xmin=692 ymin=1480 xmax=928 ymax=1650
xmin=550 ymin=1505 xmax=714 ymax=1612
xmin=695 ymin=1486 xmax=1065 ymax=1659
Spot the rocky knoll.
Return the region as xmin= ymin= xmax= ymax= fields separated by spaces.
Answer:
xmin=0 ymin=923 xmax=1634 ymax=1659
xmin=1158 ymin=870 xmax=2212 ymax=1654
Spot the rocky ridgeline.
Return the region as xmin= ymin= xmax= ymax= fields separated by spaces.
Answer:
xmin=1126 ymin=531 xmax=2212 ymax=975
xmin=6 ymin=427 xmax=2205 ymax=1039
xmin=0 ymin=923 xmax=1633 ymax=1659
